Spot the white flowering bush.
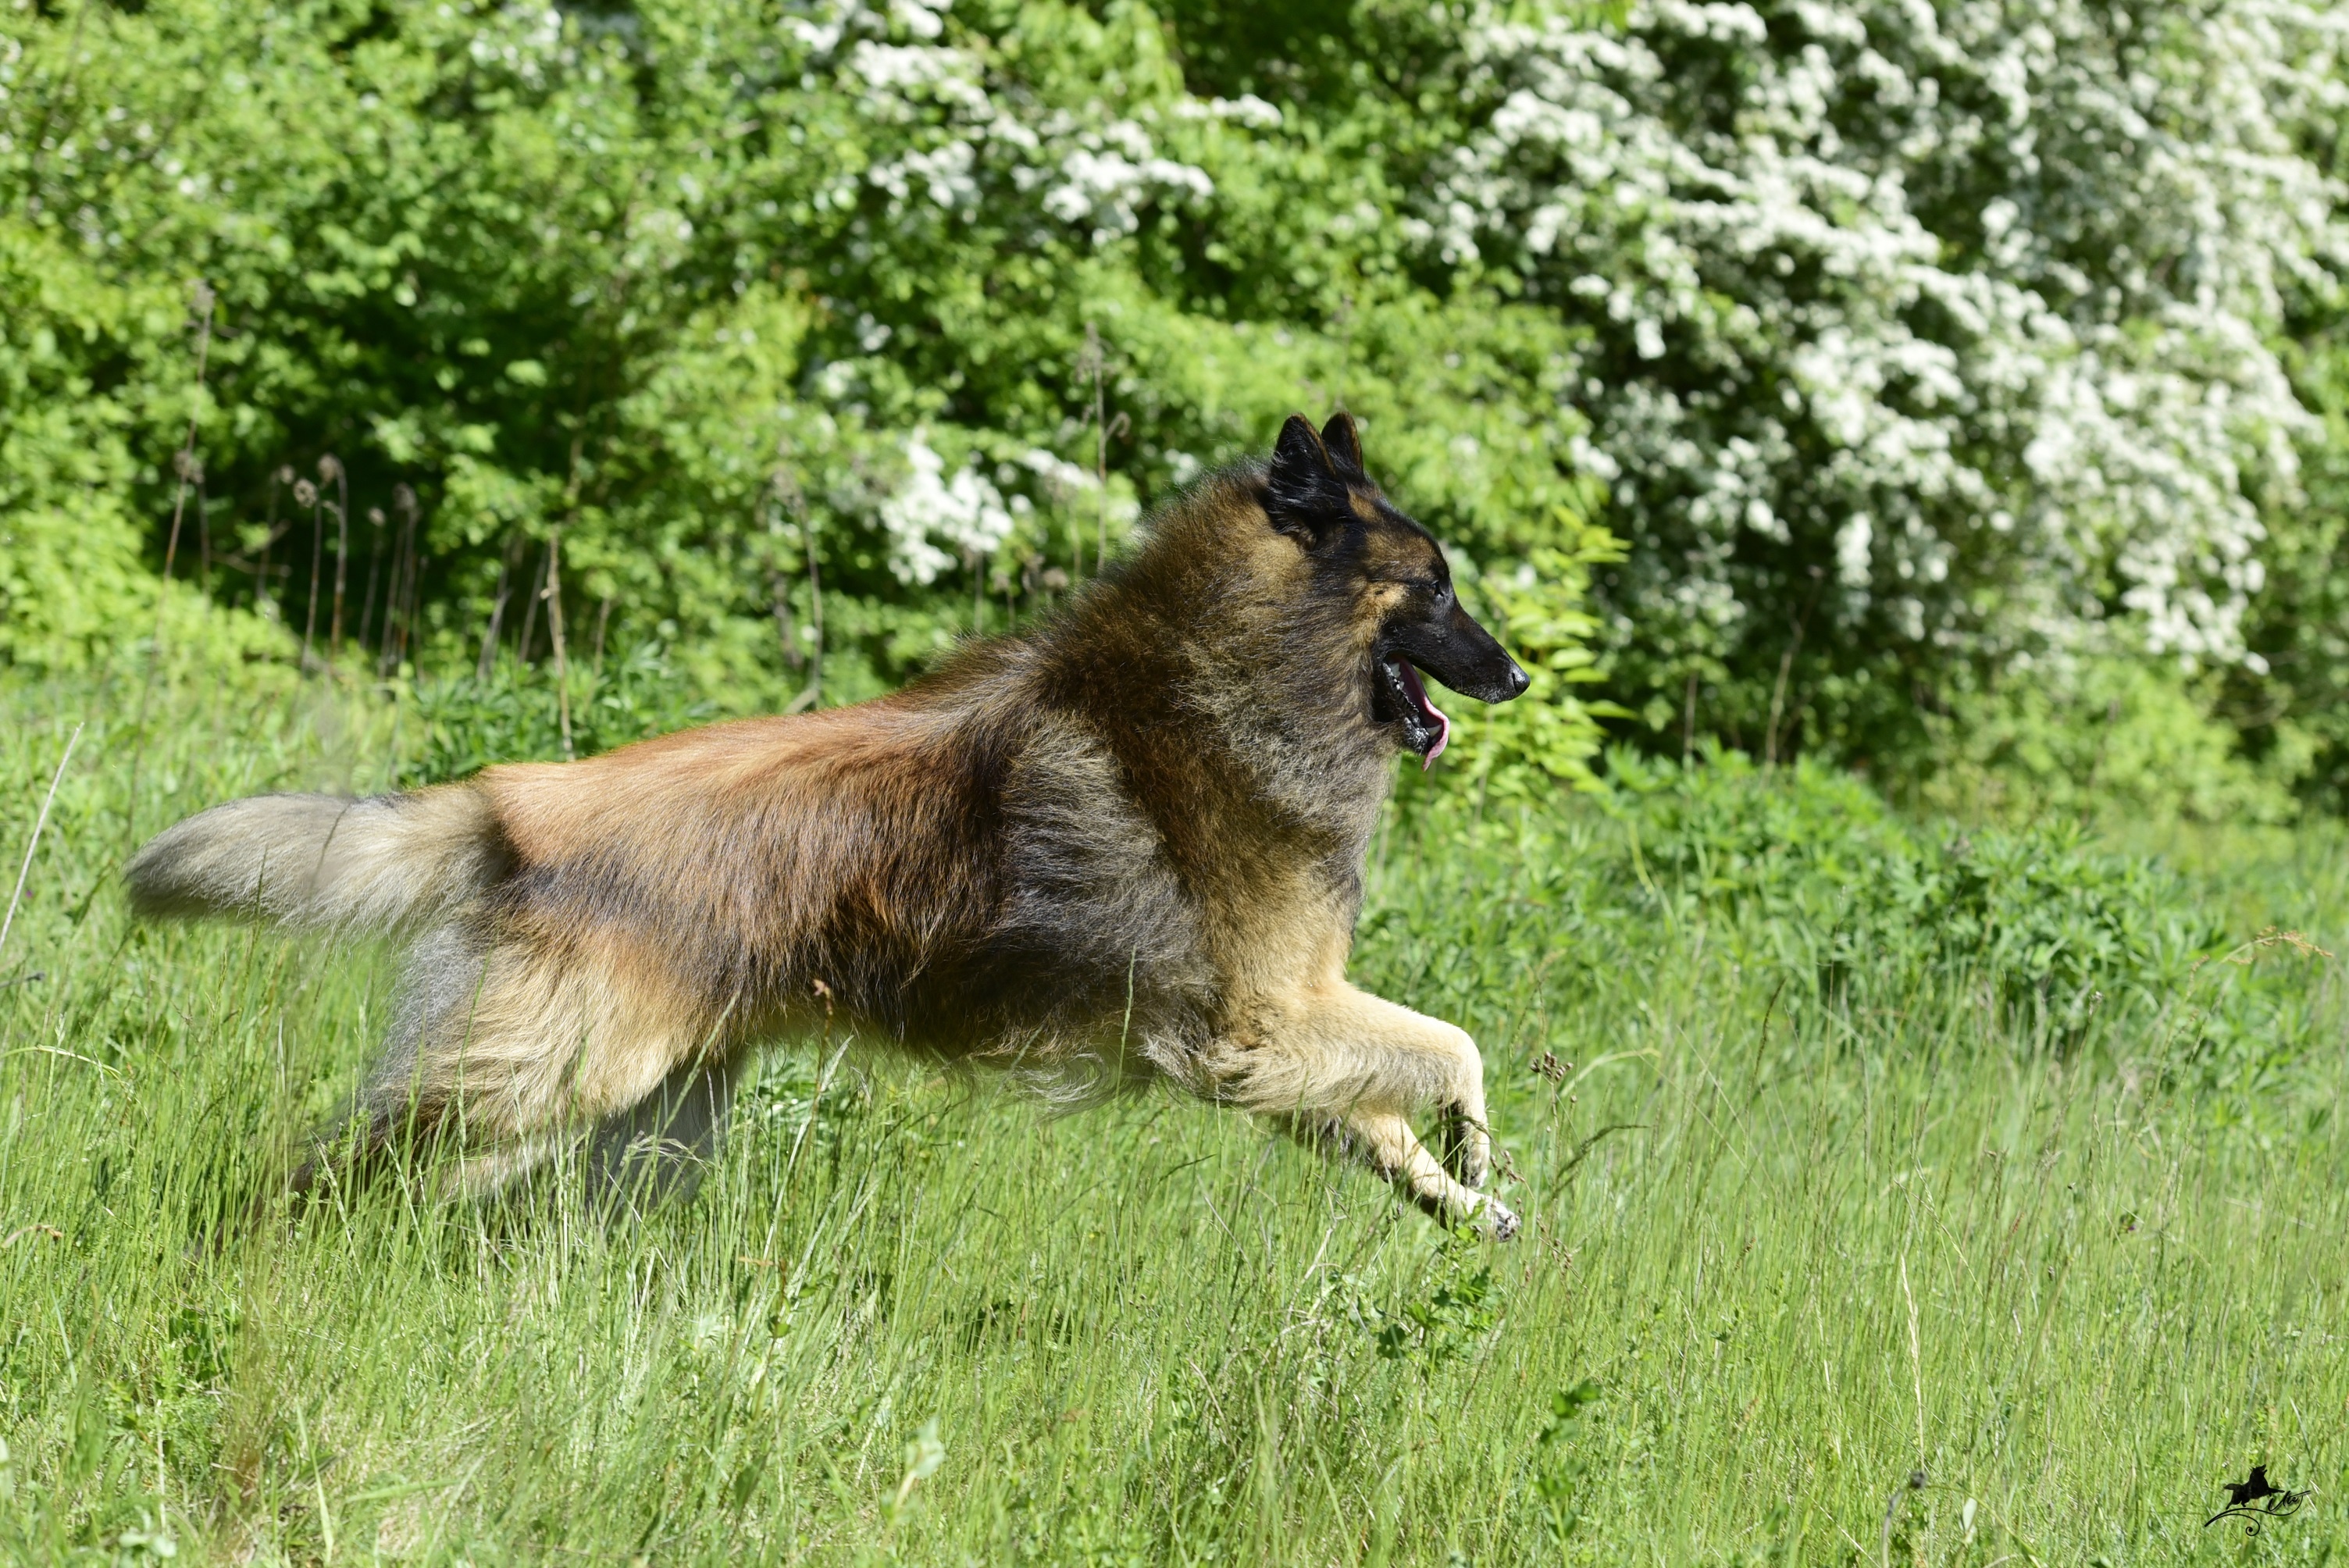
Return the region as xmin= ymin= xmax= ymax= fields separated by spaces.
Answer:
xmin=1425 ymin=0 xmax=2346 ymax=754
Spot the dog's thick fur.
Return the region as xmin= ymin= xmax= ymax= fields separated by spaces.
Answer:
xmin=127 ymin=414 xmax=1531 ymax=1234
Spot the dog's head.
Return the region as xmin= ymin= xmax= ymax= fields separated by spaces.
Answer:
xmin=1258 ymin=412 xmax=1529 ymax=766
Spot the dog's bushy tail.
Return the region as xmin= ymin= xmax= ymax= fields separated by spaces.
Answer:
xmin=126 ymin=786 xmax=503 ymax=935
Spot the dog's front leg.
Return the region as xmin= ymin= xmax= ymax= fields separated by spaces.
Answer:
xmin=1219 ymin=984 xmax=1516 ymax=1238
xmin=1290 ymin=1109 xmax=1519 ymax=1238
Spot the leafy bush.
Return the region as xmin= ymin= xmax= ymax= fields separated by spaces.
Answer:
xmin=0 ymin=0 xmax=1618 ymax=787
xmin=1434 ymin=0 xmax=2343 ymax=764
xmin=1440 ymin=519 xmax=1631 ymax=798
xmin=1914 ymin=657 xmax=2304 ymax=828
xmin=397 ymin=644 xmax=715 ymax=786
xmin=5 ymin=0 xmax=2345 ymax=810
xmin=2234 ymin=282 xmax=2349 ymax=814
xmin=1611 ymin=748 xmax=2228 ymax=1037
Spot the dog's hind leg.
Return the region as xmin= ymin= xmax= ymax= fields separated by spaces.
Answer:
xmin=301 ymin=926 xmax=737 ymax=1203
xmin=588 ymin=1057 xmax=737 ymax=1210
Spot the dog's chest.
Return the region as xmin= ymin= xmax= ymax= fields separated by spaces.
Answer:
xmin=996 ymin=715 xmax=1367 ymax=1001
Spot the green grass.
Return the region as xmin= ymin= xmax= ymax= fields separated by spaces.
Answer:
xmin=2 ymin=674 xmax=2345 ymax=1565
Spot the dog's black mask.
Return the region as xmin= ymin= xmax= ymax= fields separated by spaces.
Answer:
xmin=1262 ymin=412 xmax=1531 ymax=764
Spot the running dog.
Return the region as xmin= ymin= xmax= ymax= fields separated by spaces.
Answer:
xmin=127 ymin=412 xmax=1531 ymax=1235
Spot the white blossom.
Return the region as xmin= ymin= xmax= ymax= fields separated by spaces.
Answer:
xmin=879 ymin=429 xmax=1016 ymax=585
xmin=1430 ymin=0 xmax=2345 ymax=670
xmin=1042 ymin=126 xmax=1214 ymax=242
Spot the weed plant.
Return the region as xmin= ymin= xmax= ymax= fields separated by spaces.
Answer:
xmin=0 ymin=675 xmax=2343 ymax=1563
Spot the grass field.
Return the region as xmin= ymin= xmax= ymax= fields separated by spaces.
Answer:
xmin=2 ymin=674 xmax=2345 ymax=1565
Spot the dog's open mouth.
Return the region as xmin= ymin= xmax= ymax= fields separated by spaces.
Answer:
xmin=1378 ymin=654 xmax=1450 ymax=770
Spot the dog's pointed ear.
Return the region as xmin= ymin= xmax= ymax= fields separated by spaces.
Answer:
xmin=1319 ymin=410 xmax=1364 ymax=476
xmin=1264 ymin=413 xmax=1349 ymax=544
xmin=1270 ymin=413 xmax=1334 ymax=488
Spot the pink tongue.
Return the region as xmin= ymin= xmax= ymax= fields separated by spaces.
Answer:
xmin=1395 ymin=659 xmax=1449 ymax=770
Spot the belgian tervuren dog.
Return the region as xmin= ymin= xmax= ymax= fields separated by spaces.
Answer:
xmin=127 ymin=412 xmax=1531 ymax=1235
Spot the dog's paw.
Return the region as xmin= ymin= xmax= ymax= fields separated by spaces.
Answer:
xmin=1479 ymin=1194 xmax=1520 ymax=1242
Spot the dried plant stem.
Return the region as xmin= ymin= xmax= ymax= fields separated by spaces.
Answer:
xmin=801 ymin=511 xmax=825 ymax=708
xmin=516 ymin=548 xmax=547 ymax=668
xmin=1879 ymin=1468 xmax=1926 ymax=1568
xmin=773 ymin=451 xmax=822 ymax=711
xmin=301 ymin=491 xmax=324 ymax=673
xmin=196 ymin=476 xmax=212 ymax=592
xmin=1089 ymin=322 xmax=1107 ymax=572
xmin=768 ymin=563 xmax=800 ymax=672
xmin=547 ymin=523 xmax=574 ymax=761
xmin=256 ymin=472 xmax=280 ymax=617
xmin=148 ymin=283 xmax=214 ymax=668
xmin=358 ymin=508 xmax=386 ymax=657
xmin=390 ymin=507 xmax=412 ymax=665
xmin=478 ymin=532 xmax=524 ymax=679
xmin=401 ymin=487 xmax=425 ymax=670
xmin=327 ymin=460 xmax=350 ymax=658
xmin=1763 ymin=568 xmax=1826 ymax=768
xmin=401 ymin=531 xmax=428 ymax=670
xmin=1902 ymin=1253 xmax=1927 ymax=1465
xmin=131 ymin=282 xmax=214 ymax=830
xmin=381 ymin=489 xmax=419 ymax=675
xmin=765 ymin=478 xmax=802 ymax=673
xmin=395 ymin=551 xmax=416 ymax=670
xmin=1 ymin=724 xmax=84 ymax=975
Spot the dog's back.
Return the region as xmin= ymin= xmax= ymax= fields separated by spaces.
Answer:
xmin=476 ymin=694 xmax=1005 ymax=1031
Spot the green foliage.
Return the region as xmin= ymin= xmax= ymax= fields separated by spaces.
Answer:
xmin=1347 ymin=1235 xmax=1499 ymax=1370
xmin=1532 ymin=1380 xmax=1602 ymax=1546
xmin=1608 ymin=747 xmax=2233 ymax=1042
xmin=0 ymin=0 xmax=1621 ymax=794
xmin=15 ymin=0 xmax=2344 ymax=814
xmin=2236 ymin=265 xmax=2349 ymax=814
xmin=397 ymin=643 xmax=715 ymax=786
xmin=1915 ymin=657 xmax=2305 ymax=829
xmin=1441 ymin=515 xmax=1630 ymax=800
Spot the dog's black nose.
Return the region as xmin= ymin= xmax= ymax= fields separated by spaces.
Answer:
xmin=1505 ymin=660 xmax=1531 ymax=697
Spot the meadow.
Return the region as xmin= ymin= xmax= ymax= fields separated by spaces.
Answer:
xmin=0 ymin=671 xmax=2340 ymax=1566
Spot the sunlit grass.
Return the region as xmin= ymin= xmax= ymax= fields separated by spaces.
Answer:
xmin=2 ymin=675 xmax=2344 ymax=1564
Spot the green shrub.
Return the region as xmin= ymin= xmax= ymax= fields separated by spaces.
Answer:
xmin=9 ymin=0 xmax=2344 ymax=812
xmin=1611 ymin=747 xmax=2228 ymax=1039
xmin=1912 ymin=658 xmax=2303 ymax=828
xmin=0 ymin=0 xmax=1620 ymax=797
xmin=397 ymin=644 xmax=715 ymax=786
